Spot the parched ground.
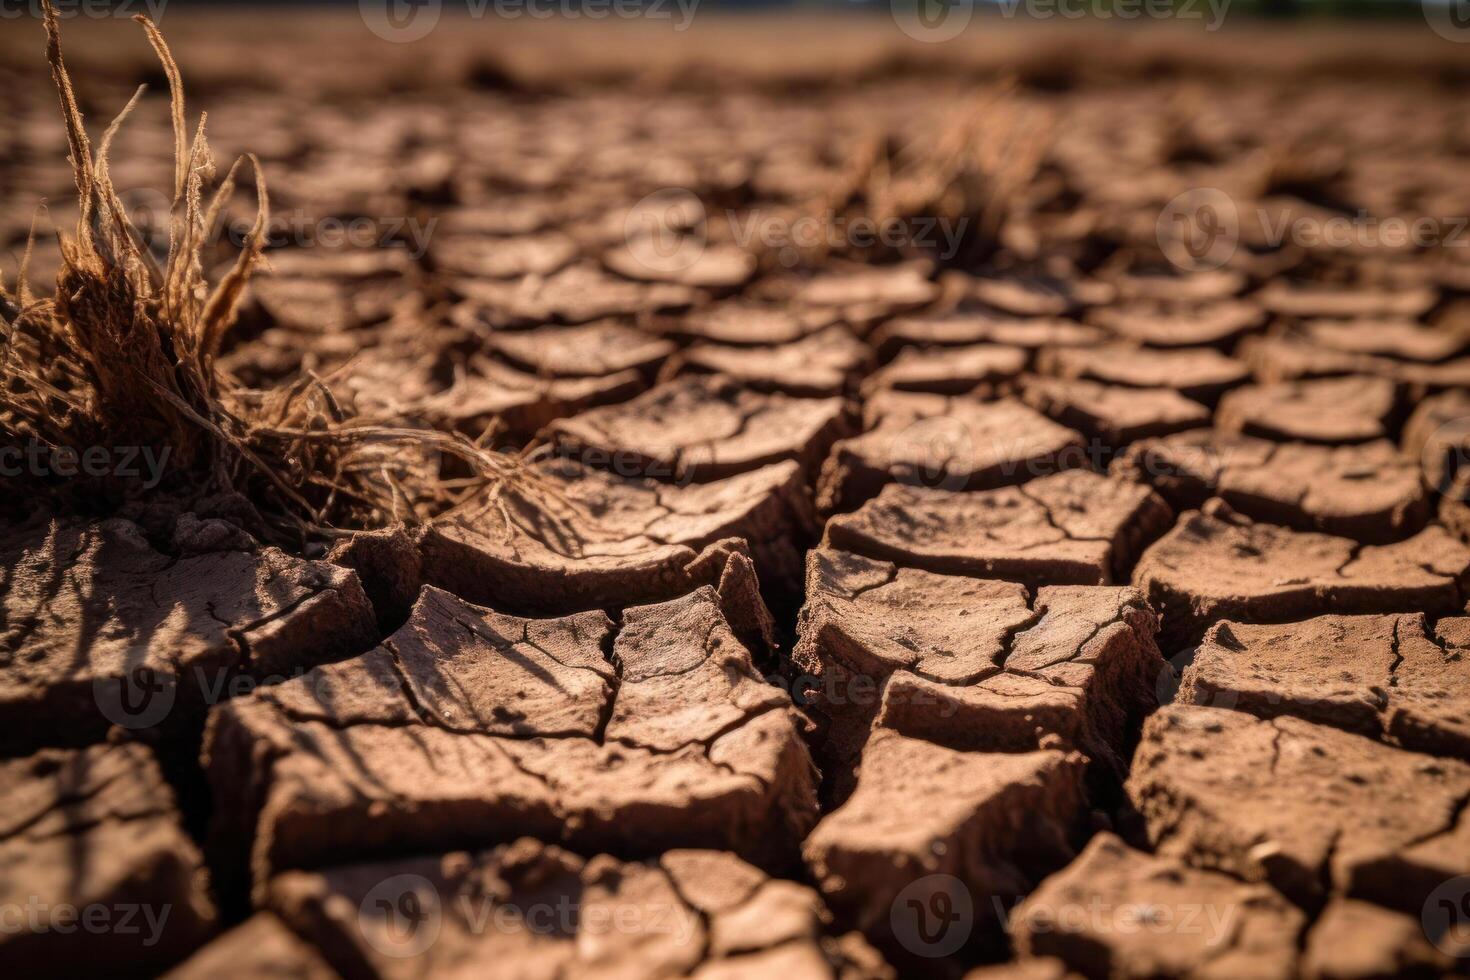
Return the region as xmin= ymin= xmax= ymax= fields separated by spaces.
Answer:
xmin=4 ymin=12 xmax=1470 ymax=980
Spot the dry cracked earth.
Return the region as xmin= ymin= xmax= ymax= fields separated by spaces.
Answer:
xmin=5 ymin=20 xmax=1470 ymax=980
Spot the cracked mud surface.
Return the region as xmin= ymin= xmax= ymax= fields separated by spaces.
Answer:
xmin=6 ymin=18 xmax=1470 ymax=979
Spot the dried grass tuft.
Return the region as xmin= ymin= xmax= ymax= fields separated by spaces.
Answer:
xmin=0 ymin=2 xmax=533 ymax=547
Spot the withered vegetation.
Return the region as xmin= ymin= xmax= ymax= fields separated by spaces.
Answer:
xmin=0 ymin=2 xmax=532 ymax=549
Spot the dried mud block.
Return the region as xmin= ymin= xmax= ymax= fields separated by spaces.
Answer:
xmin=204 ymin=586 xmax=817 ymax=896
xmin=483 ymin=320 xmax=675 ymax=379
xmin=817 ymin=394 xmax=1087 ymax=513
xmin=824 ymin=470 xmax=1173 ymax=586
xmin=268 ymin=839 xmax=889 ymax=980
xmin=1037 ymin=345 xmax=1250 ymax=406
xmin=871 ymin=314 xmax=1104 ymax=362
xmin=792 ymin=550 xmax=1162 ymax=789
xmin=604 ymin=241 xmax=757 ymax=290
xmin=1132 ymin=504 xmax=1470 ymax=646
xmin=419 ymin=354 xmax=646 ymax=439
xmin=548 ymin=375 xmax=851 ymax=483
xmin=0 ymin=744 xmax=216 ymax=975
xmin=1113 ymin=433 xmax=1430 ymax=543
xmin=963 ymin=960 xmax=1080 ymax=980
xmin=1302 ymin=318 xmax=1470 ymax=363
xmin=1011 ymin=832 xmax=1302 ymax=980
xmin=419 ymin=456 xmax=814 ymax=614
xmin=863 ymin=344 xmax=1028 ymax=397
xmin=1126 ymin=705 xmax=1470 ymax=911
xmin=1216 ymin=375 xmax=1400 ymax=445
xmin=1109 ymin=270 xmax=1246 ymax=304
xmin=1086 ymin=301 xmax=1265 ymax=349
xmin=1178 ymin=614 xmax=1470 ymax=761
xmin=803 ymin=732 xmax=1083 ymax=951
xmin=429 ymin=231 xmax=578 ymax=279
xmin=795 ymin=264 xmax=940 ymax=326
xmin=969 ymin=276 xmax=1107 ymax=318
xmin=667 ymin=326 xmax=873 ymax=398
xmin=1254 ymin=282 xmax=1438 ymax=320
xmin=660 ymin=301 xmax=834 ymax=347
xmin=162 ymin=914 xmax=337 ymax=980
xmin=1022 ymin=378 xmax=1210 ymax=449
xmin=1237 ymin=335 xmax=1391 ymax=384
xmin=0 ymin=516 xmax=377 ymax=756
xmin=453 ymin=263 xmax=699 ymax=325
xmin=1301 ymin=898 xmax=1465 ymax=980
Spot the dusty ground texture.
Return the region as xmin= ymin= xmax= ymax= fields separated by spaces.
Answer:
xmin=4 ymin=11 xmax=1470 ymax=979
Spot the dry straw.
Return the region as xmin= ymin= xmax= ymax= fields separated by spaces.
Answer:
xmin=0 ymin=1 xmax=537 ymax=549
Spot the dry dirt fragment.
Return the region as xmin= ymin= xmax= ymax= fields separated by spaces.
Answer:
xmin=795 ymin=264 xmax=940 ymax=325
xmin=863 ymin=343 xmax=1028 ymax=396
xmin=162 ymin=913 xmax=337 ymax=980
xmin=1113 ymin=432 xmax=1430 ymax=543
xmin=1253 ymin=282 xmax=1438 ymax=320
xmin=792 ymin=549 xmax=1162 ymax=791
xmin=1011 ymin=832 xmax=1303 ymax=980
xmin=870 ymin=315 xmax=1104 ymax=362
xmin=1086 ymin=301 xmax=1264 ymax=349
xmin=667 ymin=325 xmax=873 ymax=398
xmin=1301 ymin=898 xmax=1465 ymax=980
xmin=1302 ymin=318 xmax=1470 ymax=364
xmin=803 ymin=731 xmax=1083 ymax=952
xmin=417 ymin=456 xmax=814 ymax=613
xmin=824 ymin=469 xmax=1173 ymax=586
xmin=817 ymin=393 xmax=1087 ymax=513
xmin=1216 ymin=375 xmax=1400 ymax=445
xmin=482 ymin=320 xmax=675 ymax=378
xmin=1178 ymin=614 xmax=1470 ymax=760
xmin=0 ymin=743 xmax=216 ymax=974
xmin=454 ymin=262 xmax=700 ymax=325
xmin=1403 ymin=389 xmax=1470 ymax=495
xmin=660 ymin=301 xmax=832 ymax=347
xmin=268 ymin=838 xmax=888 ymax=980
xmin=1126 ymin=705 xmax=1470 ymax=911
xmin=1037 ymin=344 xmax=1250 ymax=405
xmin=548 ymin=375 xmax=851 ymax=482
xmin=1132 ymin=503 xmax=1470 ymax=646
xmin=0 ymin=516 xmax=377 ymax=756
xmin=204 ymin=585 xmax=816 ymax=896
xmin=1022 ymin=377 xmax=1210 ymax=449
xmin=604 ymin=240 xmax=757 ymax=289
xmin=417 ymin=353 xmax=647 ymax=439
